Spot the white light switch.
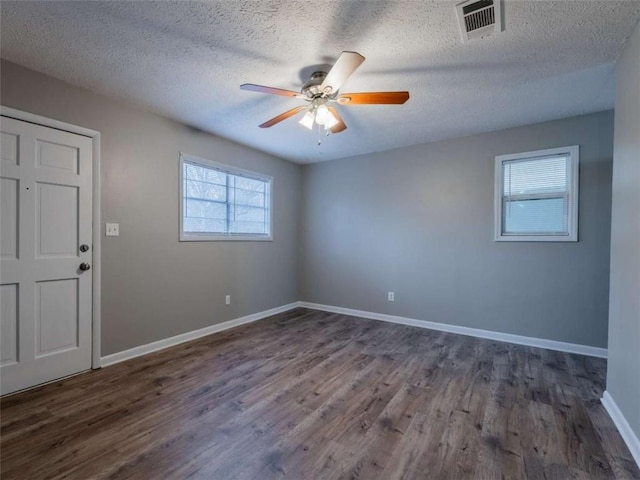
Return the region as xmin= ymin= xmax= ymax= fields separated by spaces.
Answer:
xmin=105 ymin=223 xmax=119 ymax=236
xmin=225 ymin=295 xmax=231 ymax=305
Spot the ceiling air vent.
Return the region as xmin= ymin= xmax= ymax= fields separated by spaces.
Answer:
xmin=456 ymin=0 xmax=503 ymax=42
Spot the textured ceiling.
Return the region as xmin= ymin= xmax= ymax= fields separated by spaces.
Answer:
xmin=1 ymin=1 xmax=639 ymax=164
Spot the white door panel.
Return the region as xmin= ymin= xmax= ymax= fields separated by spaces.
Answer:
xmin=0 ymin=116 xmax=92 ymax=395
xmin=36 ymin=140 xmax=80 ymax=174
xmin=36 ymin=182 xmax=79 ymax=257
xmin=0 ymin=177 xmax=18 ymax=259
xmin=0 ymin=131 xmax=18 ymax=166
xmin=36 ymin=278 xmax=79 ymax=357
xmin=0 ymin=283 xmax=18 ymax=366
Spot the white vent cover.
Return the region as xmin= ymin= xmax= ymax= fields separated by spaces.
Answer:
xmin=456 ymin=0 xmax=503 ymax=42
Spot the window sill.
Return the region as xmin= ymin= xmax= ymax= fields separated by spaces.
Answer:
xmin=180 ymin=234 xmax=273 ymax=242
xmin=494 ymin=234 xmax=577 ymax=242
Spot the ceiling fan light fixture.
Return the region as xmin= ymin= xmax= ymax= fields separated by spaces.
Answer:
xmin=324 ymin=114 xmax=340 ymax=130
xmin=299 ymin=110 xmax=315 ymax=130
xmin=314 ymin=104 xmax=332 ymax=126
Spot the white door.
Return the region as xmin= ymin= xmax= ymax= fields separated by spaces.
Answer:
xmin=1 ymin=116 xmax=93 ymax=395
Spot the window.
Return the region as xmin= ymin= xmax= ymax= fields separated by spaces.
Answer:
xmin=494 ymin=146 xmax=579 ymax=242
xmin=180 ymin=153 xmax=272 ymax=241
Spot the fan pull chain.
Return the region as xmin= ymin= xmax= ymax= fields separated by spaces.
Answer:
xmin=317 ymin=123 xmax=322 ymax=145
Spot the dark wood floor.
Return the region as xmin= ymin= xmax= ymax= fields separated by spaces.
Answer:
xmin=1 ymin=308 xmax=638 ymax=480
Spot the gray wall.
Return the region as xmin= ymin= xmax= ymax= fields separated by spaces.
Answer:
xmin=1 ymin=60 xmax=302 ymax=356
xmin=301 ymin=111 xmax=614 ymax=348
xmin=607 ymin=20 xmax=640 ymax=439
xmin=0 ymin=59 xmax=619 ymax=359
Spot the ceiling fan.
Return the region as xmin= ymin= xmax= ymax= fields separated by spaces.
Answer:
xmin=240 ymin=51 xmax=410 ymax=134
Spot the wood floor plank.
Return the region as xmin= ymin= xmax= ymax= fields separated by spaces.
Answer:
xmin=1 ymin=308 xmax=638 ymax=480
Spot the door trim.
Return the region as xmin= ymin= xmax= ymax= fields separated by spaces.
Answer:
xmin=1 ymin=106 xmax=102 ymax=369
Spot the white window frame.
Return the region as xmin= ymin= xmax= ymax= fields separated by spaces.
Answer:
xmin=494 ymin=145 xmax=579 ymax=242
xmin=179 ymin=153 xmax=273 ymax=241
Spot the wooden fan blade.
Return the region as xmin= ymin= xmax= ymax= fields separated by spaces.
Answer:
xmin=320 ymin=51 xmax=365 ymax=95
xmin=327 ymin=107 xmax=347 ymax=134
xmin=337 ymin=91 xmax=410 ymax=105
xmin=259 ymin=106 xmax=307 ymax=128
xmin=241 ymin=83 xmax=303 ymax=98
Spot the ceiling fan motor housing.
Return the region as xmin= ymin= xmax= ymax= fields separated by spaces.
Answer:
xmin=302 ymin=71 xmax=336 ymax=98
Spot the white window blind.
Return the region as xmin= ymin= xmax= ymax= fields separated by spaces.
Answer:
xmin=180 ymin=155 xmax=271 ymax=240
xmin=502 ymin=155 xmax=569 ymax=235
xmin=495 ymin=146 xmax=579 ymax=242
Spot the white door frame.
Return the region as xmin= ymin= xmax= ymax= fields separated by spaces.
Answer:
xmin=1 ymin=106 xmax=102 ymax=369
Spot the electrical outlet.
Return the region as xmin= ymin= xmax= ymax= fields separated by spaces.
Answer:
xmin=388 ymin=292 xmax=395 ymax=302
xmin=105 ymin=223 xmax=119 ymax=236
xmin=225 ymin=295 xmax=231 ymax=305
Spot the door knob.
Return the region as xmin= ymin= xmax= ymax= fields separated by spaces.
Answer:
xmin=79 ymin=262 xmax=91 ymax=271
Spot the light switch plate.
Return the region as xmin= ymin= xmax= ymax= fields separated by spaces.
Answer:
xmin=105 ymin=223 xmax=119 ymax=236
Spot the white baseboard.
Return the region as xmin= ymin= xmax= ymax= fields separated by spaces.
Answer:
xmin=601 ymin=390 xmax=640 ymax=468
xmin=101 ymin=300 xmax=607 ymax=368
xmin=100 ymin=302 xmax=299 ymax=367
xmin=298 ymin=302 xmax=607 ymax=358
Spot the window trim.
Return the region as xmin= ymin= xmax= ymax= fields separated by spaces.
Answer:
xmin=494 ymin=145 xmax=579 ymax=242
xmin=179 ymin=152 xmax=273 ymax=242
